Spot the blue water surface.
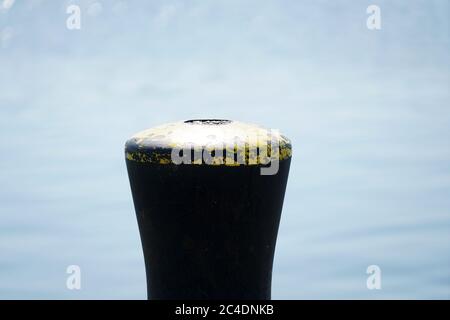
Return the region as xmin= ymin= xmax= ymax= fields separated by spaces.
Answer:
xmin=0 ymin=0 xmax=449 ymax=299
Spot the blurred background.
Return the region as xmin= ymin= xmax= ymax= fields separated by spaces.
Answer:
xmin=0 ymin=0 xmax=449 ymax=299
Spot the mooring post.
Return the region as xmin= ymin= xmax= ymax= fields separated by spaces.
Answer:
xmin=125 ymin=119 xmax=292 ymax=299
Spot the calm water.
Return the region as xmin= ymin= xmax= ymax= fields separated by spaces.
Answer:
xmin=0 ymin=1 xmax=449 ymax=299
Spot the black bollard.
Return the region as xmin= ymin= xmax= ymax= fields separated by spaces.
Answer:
xmin=125 ymin=120 xmax=292 ymax=299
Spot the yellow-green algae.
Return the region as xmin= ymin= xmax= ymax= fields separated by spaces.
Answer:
xmin=125 ymin=120 xmax=292 ymax=165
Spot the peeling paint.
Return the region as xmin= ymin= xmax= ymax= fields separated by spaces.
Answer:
xmin=125 ymin=120 xmax=292 ymax=165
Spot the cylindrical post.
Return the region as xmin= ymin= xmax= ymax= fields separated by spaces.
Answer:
xmin=125 ymin=120 xmax=291 ymax=299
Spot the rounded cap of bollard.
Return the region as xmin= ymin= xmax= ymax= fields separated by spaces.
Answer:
xmin=125 ymin=119 xmax=292 ymax=165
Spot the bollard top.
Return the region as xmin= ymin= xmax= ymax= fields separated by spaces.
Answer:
xmin=125 ymin=119 xmax=292 ymax=165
